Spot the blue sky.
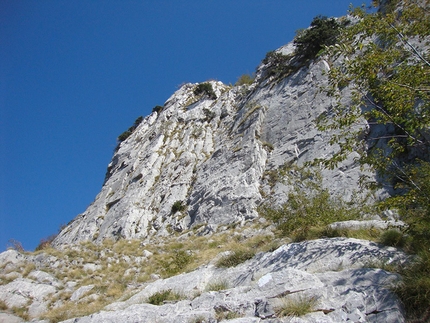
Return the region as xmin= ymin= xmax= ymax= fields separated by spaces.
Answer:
xmin=1 ymin=0 xmax=366 ymax=251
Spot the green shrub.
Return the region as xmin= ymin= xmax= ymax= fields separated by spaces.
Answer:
xmin=161 ymin=249 xmax=193 ymax=276
xmin=216 ymin=249 xmax=255 ymax=268
xmin=171 ymin=200 xmax=186 ymax=214
xmin=193 ymin=83 xmax=217 ymax=100
xmin=147 ymin=289 xmax=184 ymax=305
xmin=293 ymin=15 xmax=341 ymax=60
xmin=235 ymin=74 xmax=254 ymax=86
xmin=203 ymin=108 xmax=216 ymax=122
xmin=117 ymin=116 xmax=144 ymax=143
xmin=0 ymin=300 xmax=7 ymax=310
xmin=259 ymin=188 xmax=361 ymax=240
xmin=261 ymin=51 xmax=293 ymax=80
xmin=395 ymin=250 xmax=430 ymax=320
xmin=152 ymin=105 xmax=163 ymax=114
xmin=379 ymin=229 xmax=406 ymax=248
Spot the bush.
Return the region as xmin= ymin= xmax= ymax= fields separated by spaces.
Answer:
xmin=395 ymin=250 xmax=430 ymax=321
xmin=152 ymin=105 xmax=163 ymax=114
xmin=259 ymin=189 xmax=361 ymax=241
xmin=160 ymin=249 xmax=193 ymax=276
xmin=7 ymin=239 xmax=24 ymax=252
xmin=379 ymin=229 xmax=406 ymax=248
xmin=117 ymin=116 xmax=144 ymax=143
xmin=261 ymin=51 xmax=293 ymax=80
xmin=147 ymin=289 xmax=183 ymax=305
xmin=235 ymin=74 xmax=254 ymax=86
xmin=294 ymin=15 xmax=341 ymax=60
xmin=193 ymin=83 xmax=217 ymax=100
xmin=171 ymin=200 xmax=186 ymax=214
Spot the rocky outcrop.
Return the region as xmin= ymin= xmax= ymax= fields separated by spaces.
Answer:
xmin=0 ymin=237 xmax=408 ymax=322
xmin=52 ymin=41 xmax=377 ymax=247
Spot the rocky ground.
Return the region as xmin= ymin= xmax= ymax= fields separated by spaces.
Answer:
xmin=0 ymin=218 xmax=408 ymax=323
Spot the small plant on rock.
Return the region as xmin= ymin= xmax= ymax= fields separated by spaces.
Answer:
xmin=205 ymin=279 xmax=229 ymax=292
xmin=117 ymin=116 xmax=144 ymax=143
xmin=171 ymin=200 xmax=186 ymax=214
xmin=275 ymin=295 xmax=318 ymax=317
xmin=193 ymin=82 xmax=217 ymax=100
xmin=379 ymin=229 xmax=406 ymax=248
xmin=216 ymin=249 xmax=255 ymax=268
xmin=147 ymin=289 xmax=184 ymax=305
xmin=235 ymin=73 xmax=254 ymax=86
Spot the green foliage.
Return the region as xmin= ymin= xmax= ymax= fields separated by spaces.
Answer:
xmin=319 ymin=0 xmax=430 ymax=174
xmin=235 ymin=73 xmax=254 ymax=86
xmin=117 ymin=116 xmax=144 ymax=143
xmin=160 ymin=249 xmax=193 ymax=276
xmin=259 ymin=168 xmax=363 ymax=241
xmin=261 ymin=50 xmax=294 ymax=80
xmin=216 ymin=249 xmax=255 ymax=268
xmin=152 ymin=105 xmax=163 ymax=114
xmin=294 ymin=15 xmax=342 ymax=60
xmin=395 ymin=250 xmax=430 ymax=321
xmin=317 ymin=1 xmax=430 ymax=319
xmin=193 ymin=82 xmax=217 ymax=100
xmin=379 ymin=229 xmax=406 ymax=248
xmin=171 ymin=200 xmax=186 ymax=214
xmin=147 ymin=289 xmax=184 ymax=305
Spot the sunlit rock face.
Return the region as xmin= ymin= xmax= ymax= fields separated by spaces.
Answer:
xmin=53 ymin=43 xmax=376 ymax=247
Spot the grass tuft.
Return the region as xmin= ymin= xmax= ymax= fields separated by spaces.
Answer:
xmin=275 ymin=295 xmax=317 ymax=317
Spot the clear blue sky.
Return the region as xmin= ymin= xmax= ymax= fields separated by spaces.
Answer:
xmin=1 ymin=0 xmax=366 ymax=251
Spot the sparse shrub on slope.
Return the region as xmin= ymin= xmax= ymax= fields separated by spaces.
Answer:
xmin=117 ymin=116 xmax=144 ymax=143
xmin=193 ymin=82 xmax=217 ymax=100
xmin=294 ymin=15 xmax=342 ymax=61
xmin=235 ymin=73 xmax=254 ymax=86
xmin=259 ymin=167 xmax=364 ymax=241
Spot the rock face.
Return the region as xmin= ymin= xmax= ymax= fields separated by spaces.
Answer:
xmin=0 ymin=25 xmax=414 ymax=323
xmin=53 ymin=238 xmax=406 ymax=323
xmin=52 ymin=42 xmax=376 ymax=247
xmin=0 ymin=238 xmax=408 ymax=322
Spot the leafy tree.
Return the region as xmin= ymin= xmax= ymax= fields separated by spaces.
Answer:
xmin=317 ymin=0 xmax=430 ymax=318
xmin=294 ymin=15 xmax=342 ymax=60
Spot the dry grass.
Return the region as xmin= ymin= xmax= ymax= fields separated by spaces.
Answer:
xmin=41 ymin=300 xmax=106 ymax=323
xmin=275 ymin=295 xmax=318 ymax=317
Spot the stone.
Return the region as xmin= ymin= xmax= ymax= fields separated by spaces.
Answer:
xmin=70 ymin=285 xmax=94 ymax=302
xmin=0 ymin=313 xmax=23 ymax=323
xmin=52 ymin=41 xmax=381 ymax=247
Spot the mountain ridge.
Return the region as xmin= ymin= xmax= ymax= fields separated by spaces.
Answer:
xmin=52 ymin=41 xmax=379 ymax=247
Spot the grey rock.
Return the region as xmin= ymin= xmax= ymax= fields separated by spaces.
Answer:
xmin=0 ymin=313 xmax=23 ymax=323
xmin=90 ymin=238 xmax=406 ymax=323
xmin=52 ymin=47 xmax=379 ymax=247
xmin=28 ymin=270 xmax=61 ymax=287
xmin=70 ymin=285 xmax=94 ymax=302
xmin=329 ymin=220 xmax=406 ymax=231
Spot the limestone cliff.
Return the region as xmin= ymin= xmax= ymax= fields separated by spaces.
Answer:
xmin=52 ymin=41 xmax=378 ymax=247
